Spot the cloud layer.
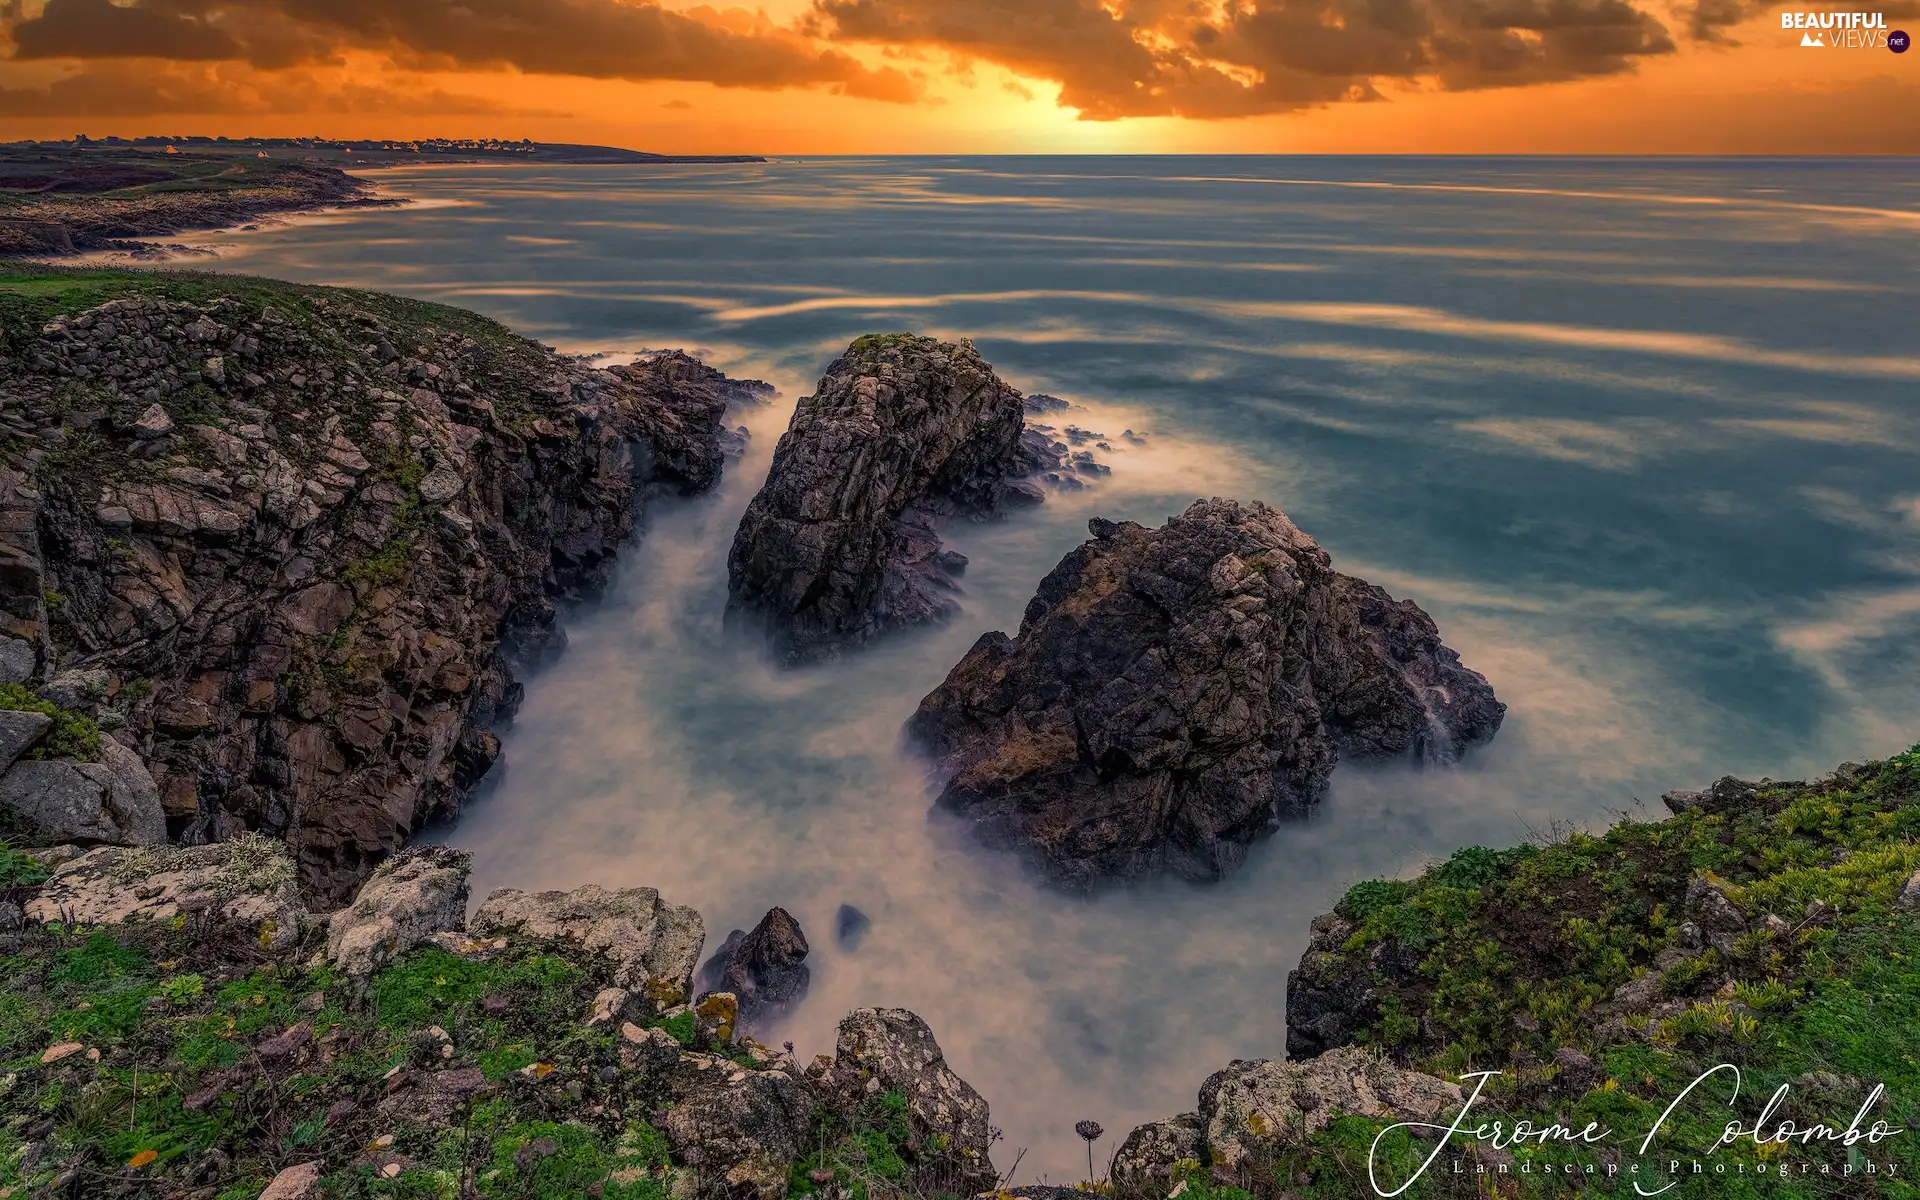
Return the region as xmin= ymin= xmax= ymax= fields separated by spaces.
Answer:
xmin=0 ymin=0 xmax=1715 ymax=120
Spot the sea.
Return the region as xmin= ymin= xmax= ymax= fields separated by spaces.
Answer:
xmin=162 ymin=155 xmax=1920 ymax=1182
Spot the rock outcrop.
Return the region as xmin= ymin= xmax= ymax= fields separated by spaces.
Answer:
xmin=697 ymin=905 xmax=812 ymax=1028
xmin=324 ymin=844 xmax=471 ymax=990
xmin=908 ymin=498 xmax=1504 ymax=888
xmin=23 ymin=833 xmax=308 ymax=950
xmin=0 ymin=278 xmax=760 ymax=899
xmin=1112 ymin=1048 xmax=1461 ymax=1188
xmin=473 ymin=882 xmax=707 ymax=1003
xmin=726 ymin=334 xmax=1065 ymax=665
xmin=0 ymin=737 xmax=166 ymax=846
xmin=819 ymin=1007 xmax=997 ymax=1193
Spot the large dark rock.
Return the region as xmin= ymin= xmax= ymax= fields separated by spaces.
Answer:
xmin=3 ymin=290 xmax=756 ymax=899
xmin=697 ymin=906 xmax=812 ymax=1026
xmin=726 ymin=333 xmax=1060 ymax=665
xmin=908 ymin=498 xmax=1504 ymax=888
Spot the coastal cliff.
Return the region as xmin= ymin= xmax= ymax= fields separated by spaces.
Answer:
xmin=0 ymin=266 xmax=759 ymax=899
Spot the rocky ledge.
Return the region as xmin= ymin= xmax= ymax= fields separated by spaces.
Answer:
xmin=0 ymin=838 xmax=998 ymax=1199
xmin=726 ymin=334 xmax=1066 ymax=665
xmin=907 ymin=499 xmax=1504 ymax=888
xmin=0 ymin=268 xmax=764 ymax=899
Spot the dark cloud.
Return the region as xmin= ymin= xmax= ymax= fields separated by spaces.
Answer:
xmin=2 ymin=0 xmax=922 ymax=103
xmin=0 ymin=61 xmax=555 ymax=116
xmin=10 ymin=0 xmax=239 ymax=60
xmin=811 ymin=0 xmax=1678 ymax=118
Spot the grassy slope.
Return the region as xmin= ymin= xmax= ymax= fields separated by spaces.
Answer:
xmin=1255 ymin=745 xmax=1920 ymax=1199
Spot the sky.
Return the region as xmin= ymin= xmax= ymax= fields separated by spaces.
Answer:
xmin=0 ymin=0 xmax=1915 ymax=153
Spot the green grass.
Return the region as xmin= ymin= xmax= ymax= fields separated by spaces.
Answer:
xmin=1270 ymin=743 xmax=1920 ymax=1197
xmin=0 ymin=682 xmax=102 ymax=761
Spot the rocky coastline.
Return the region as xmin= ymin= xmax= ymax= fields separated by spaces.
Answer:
xmin=0 ymin=257 xmax=1910 ymax=1199
xmin=0 ymin=148 xmax=401 ymax=259
xmin=0 ymin=265 xmax=764 ymax=899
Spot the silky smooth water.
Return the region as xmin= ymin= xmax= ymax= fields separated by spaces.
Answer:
xmin=176 ymin=156 xmax=1920 ymax=1181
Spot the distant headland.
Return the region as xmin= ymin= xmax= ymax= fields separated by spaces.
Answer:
xmin=0 ymin=137 xmax=766 ymax=258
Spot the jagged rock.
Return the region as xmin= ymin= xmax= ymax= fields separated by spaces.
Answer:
xmin=830 ymin=1007 xmax=995 ymax=1191
xmin=726 ymin=334 xmax=1059 ymax=665
xmin=472 ymin=884 xmax=705 ymax=1001
xmin=657 ymin=1057 xmax=813 ymax=1200
xmin=326 ymin=845 xmax=472 ymax=990
xmin=8 ymin=292 xmax=757 ymax=900
xmin=908 ymin=499 xmax=1504 ymax=888
xmin=835 ymin=903 xmax=870 ymax=950
xmin=697 ymin=906 xmax=811 ymax=1027
xmin=24 ymin=835 xmax=307 ymax=950
xmin=1115 ymin=1048 xmax=1460 ymax=1187
xmin=37 ymin=669 xmax=109 ymax=712
xmin=1111 ymin=1112 xmax=1204 ymax=1185
xmin=1662 ymin=776 xmax=1760 ymax=817
xmin=0 ymin=739 xmax=166 ymax=845
xmin=0 ymin=709 xmax=50 ymax=773
xmin=1684 ymin=876 xmax=1749 ymax=953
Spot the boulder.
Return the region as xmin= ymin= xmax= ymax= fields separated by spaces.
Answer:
xmin=1115 ymin=1048 xmax=1460 ymax=1186
xmin=472 ymin=884 xmax=705 ymax=1003
xmin=908 ymin=499 xmax=1503 ymax=888
xmin=0 ymin=709 xmax=50 ymax=773
xmin=1111 ymin=1113 xmax=1204 ymax=1185
xmin=326 ymin=845 xmax=472 ymax=990
xmin=726 ymin=334 xmax=1053 ymax=664
xmin=697 ymin=906 xmax=811 ymax=1027
xmin=658 ymin=1057 xmax=813 ymax=1200
xmin=0 ymin=739 xmax=167 ymax=846
xmin=257 ymin=1161 xmax=323 ymax=1200
xmin=24 ymin=835 xmax=307 ymax=950
xmin=831 ymin=1007 xmax=995 ymax=1191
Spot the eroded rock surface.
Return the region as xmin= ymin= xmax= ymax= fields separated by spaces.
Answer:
xmin=326 ymin=844 xmax=471 ymax=989
xmin=825 ymin=1007 xmax=996 ymax=1192
xmin=1 ymin=286 xmax=759 ymax=899
xmin=909 ymin=498 xmax=1504 ymax=887
xmin=24 ymin=833 xmax=307 ymax=949
xmin=472 ymin=883 xmax=706 ymax=1002
xmin=0 ymin=738 xmax=166 ymax=846
xmin=1113 ymin=1048 xmax=1461 ymax=1187
xmin=726 ymin=334 xmax=1064 ymax=664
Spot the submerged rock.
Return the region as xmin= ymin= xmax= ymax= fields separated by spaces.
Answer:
xmin=908 ymin=498 xmax=1503 ymax=888
xmin=835 ymin=903 xmax=870 ymax=950
xmin=725 ymin=334 xmax=1062 ymax=665
xmin=697 ymin=906 xmax=811 ymax=1027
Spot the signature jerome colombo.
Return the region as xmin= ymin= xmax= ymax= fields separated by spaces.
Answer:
xmin=1367 ymin=1065 xmax=1905 ymax=1197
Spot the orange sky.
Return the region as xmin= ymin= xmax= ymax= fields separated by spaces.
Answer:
xmin=0 ymin=0 xmax=1914 ymax=153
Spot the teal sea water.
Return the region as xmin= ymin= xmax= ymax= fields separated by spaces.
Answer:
xmin=178 ymin=156 xmax=1920 ymax=1180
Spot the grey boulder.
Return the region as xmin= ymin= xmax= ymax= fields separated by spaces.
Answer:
xmin=327 ymin=845 xmax=472 ymax=990
xmin=472 ymin=883 xmax=705 ymax=1003
xmin=831 ymin=1007 xmax=996 ymax=1191
xmin=0 ymin=708 xmax=50 ymax=773
xmin=0 ymin=738 xmax=166 ymax=845
xmin=24 ymin=835 xmax=308 ymax=950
